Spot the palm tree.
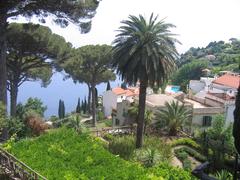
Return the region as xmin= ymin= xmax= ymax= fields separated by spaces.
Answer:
xmin=112 ymin=14 xmax=179 ymax=148
xmin=156 ymin=101 xmax=192 ymax=136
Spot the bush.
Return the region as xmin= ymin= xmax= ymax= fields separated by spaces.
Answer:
xmin=174 ymin=148 xmax=192 ymax=171
xmin=176 ymin=146 xmax=207 ymax=162
xmin=108 ymin=135 xmax=135 ymax=160
xmin=148 ymin=163 xmax=196 ymax=179
xmin=171 ymin=138 xmax=201 ymax=150
xmin=7 ymin=128 xmax=194 ymax=180
xmin=25 ymin=112 xmax=49 ymax=136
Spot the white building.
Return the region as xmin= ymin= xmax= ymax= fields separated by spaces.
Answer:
xmin=189 ymin=73 xmax=239 ymax=125
xmin=102 ymin=87 xmax=139 ymax=117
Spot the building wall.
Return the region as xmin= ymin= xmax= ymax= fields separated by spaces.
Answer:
xmin=225 ymin=104 xmax=235 ymax=125
xmin=115 ymin=100 xmax=131 ymax=126
xmin=102 ymin=91 xmax=117 ymax=117
xmin=189 ymin=80 xmax=205 ymax=93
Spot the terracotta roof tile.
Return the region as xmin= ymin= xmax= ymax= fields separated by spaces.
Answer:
xmin=112 ymin=87 xmax=126 ymax=95
xmin=213 ymin=74 xmax=240 ymax=89
xmin=112 ymin=87 xmax=139 ymax=96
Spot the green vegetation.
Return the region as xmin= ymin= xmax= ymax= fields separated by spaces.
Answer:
xmin=112 ymin=13 xmax=179 ymax=148
xmin=174 ymin=148 xmax=192 ymax=170
xmin=0 ymin=0 xmax=99 ymax=107
xmin=156 ymin=101 xmax=192 ymax=136
xmin=171 ymin=60 xmax=208 ymax=92
xmin=171 ymin=138 xmax=201 ymax=150
xmin=107 ymin=135 xmax=172 ymax=167
xmin=63 ymin=45 xmax=116 ymax=126
xmin=233 ymin=85 xmax=240 ymax=154
xmin=76 ymin=98 xmax=81 ymax=113
xmin=58 ymin=99 xmax=65 ymax=119
xmin=175 ymin=146 xmax=207 ymax=162
xmin=6 ymin=23 xmax=72 ymax=116
xmin=6 ymin=128 xmax=194 ymax=180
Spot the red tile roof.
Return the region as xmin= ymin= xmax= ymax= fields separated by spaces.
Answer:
xmin=112 ymin=87 xmax=126 ymax=95
xmin=213 ymin=74 xmax=240 ymax=89
xmin=112 ymin=87 xmax=139 ymax=96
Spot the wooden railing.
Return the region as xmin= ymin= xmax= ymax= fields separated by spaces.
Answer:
xmin=0 ymin=147 xmax=47 ymax=180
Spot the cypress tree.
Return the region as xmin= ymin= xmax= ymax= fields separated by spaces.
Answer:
xmin=76 ymin=98 xmax=81 ymax=113
xmin=58 ymin=99 xmax=62 ymax=119
xmin=106 ymin=81 xmax=111 ymax=91
xmin=62 ymin=100 xmax=65 ymax=118
xmin=84 ymin=97 xmax=87 ymax=114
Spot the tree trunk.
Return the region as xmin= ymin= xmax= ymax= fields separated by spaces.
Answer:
xmin=0 ymin=16 xmax=8 ymax=140
xmin=0 ymin=17 xmax=7 ymax=107
xmin=233 ymin=84 xmax=240 ymax=154
xmin=87 ymin=83 xmax=91 ymax=114
xmin=91 ymin=83 xmax=97 ymax=127
xmin=136 ymin=78 xmax=147 ymax=148
xmin=10 ymin=81 xmax=18 ymax=116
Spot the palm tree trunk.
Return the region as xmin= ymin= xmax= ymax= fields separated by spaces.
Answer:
xmin=10 ymin=80 xmax=18 ymax=116
xmin=0 ymin=17 xmax=7 ymax=107
xmin=136 ymin=78 xmax=147 ymax=148
xmin=91 ymin=83 xmax=97 ymax=127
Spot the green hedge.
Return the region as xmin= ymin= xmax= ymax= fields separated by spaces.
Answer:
xmin=7 ymin=128 xmax=194 ymax=180
xmin=175 ymin=146 xmax=207 ymax=162
xmin=171 ymin=138 xmax=201 ymax=150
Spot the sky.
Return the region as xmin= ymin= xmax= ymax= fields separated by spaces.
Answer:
xmin=45 ymin=0 xmax=240 ymax=53
xmin=10 ymin=0 xmax=240 ymax=117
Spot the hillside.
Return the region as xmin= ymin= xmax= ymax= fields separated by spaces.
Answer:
xmin=179 ymin=38 xmax=240 ymax=72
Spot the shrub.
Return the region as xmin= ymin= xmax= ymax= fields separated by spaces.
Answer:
xmin=171 ymin=138 xmax=201 ymax=150
xmin=131 ymin=136 xmax=172 ymax=167
xmin=148 ymin=163 xmax=196 ymax=179
xmin=25 ymin=113 xmax=49 ymax=136
xmin=108 ymin=135 xmax=135 ymax=160
xmin=213 ymin=170 xmax=233 ymax=180
xmin=176 ymin=146 xmax=207 ymax=162
xmin=174 ymin=148 xmax=192 ymax=171
xmin=7 ymin=128 xmax=195 ymax=180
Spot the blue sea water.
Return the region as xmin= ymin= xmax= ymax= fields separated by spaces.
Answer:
xmin=15 ymin=72 xmax=122 ymax=118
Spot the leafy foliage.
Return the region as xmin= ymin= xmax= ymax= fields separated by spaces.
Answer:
xmin=171 ymin=60 xmax=208 ymax=92
xmin=16 ymin=98 xmax=47 ymax=118
xmin=58 ymin=99 xmax=65 ymax=119
xmin=76 ymin=98 xmax=81 ymax=113
xmin=213 ymin=170 xmax=233 ymax=180
xmin=171 ymin=138 xmax=201 ymax=150
xmin=63 ymin=45 xmax=115 ymax=126
xmin=156 ymin=101 xmax=192 ymax=136
xmin=0 ymin=102 xmax=6 ymax=134
xmin=7 ymin=128 xmax=194 ymax=179
xmin=112 ymin=13 xmax=179 ymax=148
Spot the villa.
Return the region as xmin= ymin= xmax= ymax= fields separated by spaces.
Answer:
xmin=189 ymin=72 xmax=239 ymax=125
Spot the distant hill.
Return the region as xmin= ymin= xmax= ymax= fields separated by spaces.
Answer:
xmin=179 ymin=38 xmax=240 ymax=73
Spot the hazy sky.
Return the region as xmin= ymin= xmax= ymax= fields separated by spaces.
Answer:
xmin=42 ymin=0 xmax=240 ymax=53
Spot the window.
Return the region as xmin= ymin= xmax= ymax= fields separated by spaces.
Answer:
xmin=202 ymin=116 xmax=212 ymax=127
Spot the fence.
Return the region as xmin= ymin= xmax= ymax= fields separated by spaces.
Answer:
xmin=0 ymin=147 xmax=47 ymax=180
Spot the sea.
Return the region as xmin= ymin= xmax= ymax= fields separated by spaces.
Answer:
xmin=13 ymin=72 xmax=122 ymax=118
